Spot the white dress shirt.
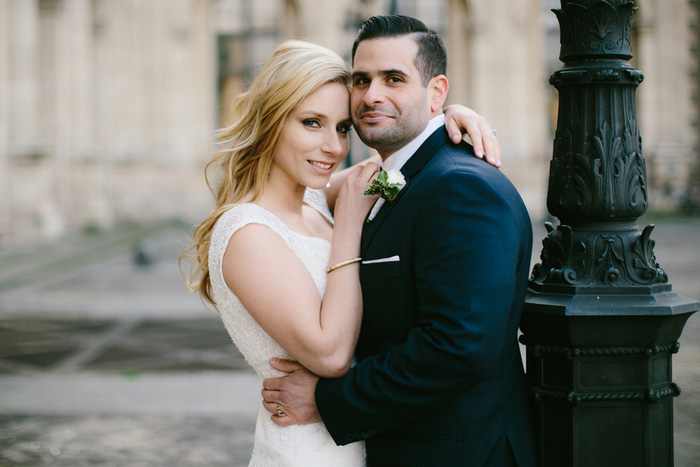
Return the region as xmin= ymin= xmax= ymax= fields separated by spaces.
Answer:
xmin=367 ymin=114 xmax=446 ymax=221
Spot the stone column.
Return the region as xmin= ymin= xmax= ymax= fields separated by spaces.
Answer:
xmin=446 ymin=0 xmax=471 ymax=108
xmin=179 ymin=0 xmax=219 ymax=221
xmin=7 ymin=0 xmax=42 ymax=157
xmin=635 ymin=0 xmax=697 ymax=209
xmin=0 ymin=0 xmax=10 ymax=241
xmin=35 ymin=0 xmax=67 ymax=239
xmin=691 ymin=0 xmax=700 ymax=211
xmin=55 ymin=0 xmax=104 ymax=231
xmin=462 ymin=0 xmax=550 ymax=214
xmin=60 ymin=0 xmax=95 ymax=161
xmin=294 ymin=0 xmax=348 ymax=54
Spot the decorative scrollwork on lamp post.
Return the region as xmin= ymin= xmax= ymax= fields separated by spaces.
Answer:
xmin=521 ymin=1 xmax=699 ymax=465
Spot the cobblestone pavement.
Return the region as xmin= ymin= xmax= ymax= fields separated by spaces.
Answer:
xmin=0 ymin=219 xmax=698 ymax=465
xmin=0 ymin=414 xmax=256 ymax=466
xmin=0 ymin=225 xmax=260 ymax=466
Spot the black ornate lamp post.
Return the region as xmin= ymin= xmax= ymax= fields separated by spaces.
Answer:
xmin=520 ymin=1 xmax=700 ymax=465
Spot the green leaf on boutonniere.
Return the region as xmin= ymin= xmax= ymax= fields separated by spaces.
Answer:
xmin=364 ymin=169 xmax=406 ymax=202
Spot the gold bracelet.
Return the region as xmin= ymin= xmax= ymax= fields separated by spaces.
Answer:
xmin=326 ymin=257 xmax=362 ymax=274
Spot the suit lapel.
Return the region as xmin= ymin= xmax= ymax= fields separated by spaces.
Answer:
xmin=361 ymin=126 xmax=451 ymax=253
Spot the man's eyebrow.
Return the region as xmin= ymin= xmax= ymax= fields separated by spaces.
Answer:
xmin=380 ymin=69 xmax=409 ymax=77
xmin=351 ymin=69 xmax=409 ymax=79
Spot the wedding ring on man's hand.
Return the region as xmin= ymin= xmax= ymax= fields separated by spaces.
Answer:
xmin=276 ymin=403 xmax=285 ymax=416
xmin=489 ymin=129 xmax=498 ymax=136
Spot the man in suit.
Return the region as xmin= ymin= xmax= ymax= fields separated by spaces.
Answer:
xmin=262 ymin=15 xmax=536 ymax=466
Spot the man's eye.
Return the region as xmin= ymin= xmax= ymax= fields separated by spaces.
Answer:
xmin=354 ymin=77 xmax=369 ymax=86
xmin=388 ymin=76 xmax=403 ymax=83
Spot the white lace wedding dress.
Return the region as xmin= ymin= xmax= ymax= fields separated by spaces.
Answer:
xmin=208 ymin=188 xmax=366 ymax=466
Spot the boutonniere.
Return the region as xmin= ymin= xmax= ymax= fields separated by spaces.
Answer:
xmin=364 ymin=169 xmax=406 ymax=202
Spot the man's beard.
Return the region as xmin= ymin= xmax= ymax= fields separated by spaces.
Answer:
xmin=353 ymin=107 xmax=426 ymax=154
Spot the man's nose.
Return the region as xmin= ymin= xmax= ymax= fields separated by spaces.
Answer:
xmin=362 ymin=80 xmax=384 ymax=106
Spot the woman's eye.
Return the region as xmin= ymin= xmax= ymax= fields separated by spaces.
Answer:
xmin=337 ymin=124 xmax=352 ymax=135
xmin=303 ymin=119 xmax=321 ymax=128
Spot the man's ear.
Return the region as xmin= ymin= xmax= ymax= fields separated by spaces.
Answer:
xmin=428 ymin=75 xmax=449 ymax=114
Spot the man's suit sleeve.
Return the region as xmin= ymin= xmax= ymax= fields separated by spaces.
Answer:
xmin=315 ymin=166 xmax=530 ymax=445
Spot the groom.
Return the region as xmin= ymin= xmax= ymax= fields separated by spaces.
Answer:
xmin=263 ymin=15 xmax=536 ymax=466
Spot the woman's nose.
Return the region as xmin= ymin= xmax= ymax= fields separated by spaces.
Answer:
xmin=322 ymin=131 xmax=344 ymax=156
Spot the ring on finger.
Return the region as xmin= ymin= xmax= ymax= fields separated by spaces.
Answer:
xmin=276 ymin=403 xmax=285 ymax=417
xmin=489 ymin=129 xmax=497 ymax=136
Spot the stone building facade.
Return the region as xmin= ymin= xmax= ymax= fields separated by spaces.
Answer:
xmin=0 ymin=0 xmax=696 ymax=247
xmin=635 ymin=0 xmax=699 ymax=211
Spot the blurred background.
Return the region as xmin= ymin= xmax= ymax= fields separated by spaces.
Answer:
xmin=0 ymin=0 xmax=698 ymax=465
xmin=0 ymin=0 xmax=698 ymax=247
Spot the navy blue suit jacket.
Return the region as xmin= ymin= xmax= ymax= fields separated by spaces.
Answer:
xmin=316 ymin=126 xmax=536 ymax=466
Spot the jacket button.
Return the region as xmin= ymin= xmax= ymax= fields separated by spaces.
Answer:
xmin=345 ymin=433 xmax=354 ymax=441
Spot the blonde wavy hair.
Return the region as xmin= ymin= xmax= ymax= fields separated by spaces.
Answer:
xmin=182 ymin=40 xmax=351 ymax=306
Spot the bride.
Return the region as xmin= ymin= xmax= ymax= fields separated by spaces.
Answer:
xmin=183 ymin=40 xmax=500 ymax=466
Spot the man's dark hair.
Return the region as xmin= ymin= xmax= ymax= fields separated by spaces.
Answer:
xmin=351 ymin=15 xmax=447 ymax=87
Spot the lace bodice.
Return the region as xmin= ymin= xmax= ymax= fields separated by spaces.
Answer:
xmin=209 ymin=188 xmax=365 ymax=466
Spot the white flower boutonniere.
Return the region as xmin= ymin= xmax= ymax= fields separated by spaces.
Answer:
xmin=364 ymin=169 xmax=406 ymax=202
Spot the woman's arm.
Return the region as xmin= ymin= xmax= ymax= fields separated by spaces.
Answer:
xmin=444 ymin=104 xmax=501 ymax=167
xmin=222 ymin=164 xmax=378 ymax=378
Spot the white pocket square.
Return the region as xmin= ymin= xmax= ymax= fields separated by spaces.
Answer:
xmin=362 ymin=255 xmax=400 ymax=264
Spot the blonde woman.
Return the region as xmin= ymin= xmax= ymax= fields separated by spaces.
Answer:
xmin=184 ymin=40 xmax=500 ymax=466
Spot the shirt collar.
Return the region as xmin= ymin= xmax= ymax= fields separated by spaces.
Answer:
xmin=380 ymin=114 xmax=446 ymax=172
